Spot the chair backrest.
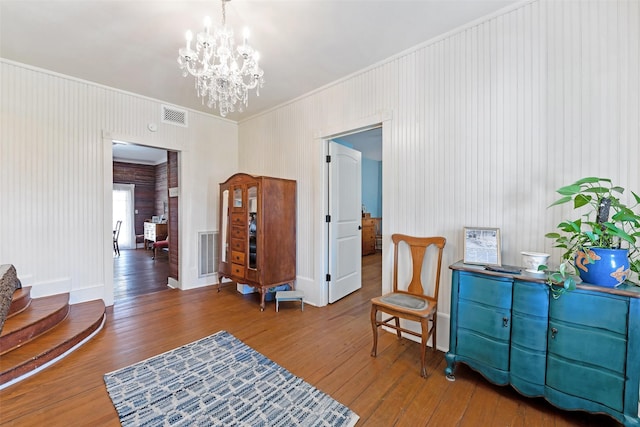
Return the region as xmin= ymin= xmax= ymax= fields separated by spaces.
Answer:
xmin=113 ymin=220 xmax=122 ymax=240
xmin=391 ymin=234 xmax=446 ymax=302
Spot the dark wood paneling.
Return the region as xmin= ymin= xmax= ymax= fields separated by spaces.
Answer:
xmin=167 ymin=152 xmax=179 ymax=280
xmin=113 ymin=161 xmax=167 ymax=236
xmin=155 ymin=162 xmax=168 ymax=217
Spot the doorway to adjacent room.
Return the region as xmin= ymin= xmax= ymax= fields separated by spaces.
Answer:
xmin=326 ymin=126 xmax=383 ymax=304
xmin=111 ymin=142 xmax=178 ymax=301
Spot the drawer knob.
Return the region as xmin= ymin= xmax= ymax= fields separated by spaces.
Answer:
xmin=503 ymin=317 xmax=509 ymax=327
xmin=551 ymin=327 xmax=558 ymax=339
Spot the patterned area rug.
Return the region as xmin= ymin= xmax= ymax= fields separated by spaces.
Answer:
xmin=104 ymin=331 xmax=359 ymax=426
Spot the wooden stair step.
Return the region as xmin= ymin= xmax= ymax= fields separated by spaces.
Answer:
xmin=0 ymin=299 xmax=105 ymax=389
xmin=0 ymin=293 xmax=70 ymax=354
xmin=6 ymin=287 xmax=31 ymax=318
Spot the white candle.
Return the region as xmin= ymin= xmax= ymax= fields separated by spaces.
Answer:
xmin=243 ymin=28 xmax=250 ymax=46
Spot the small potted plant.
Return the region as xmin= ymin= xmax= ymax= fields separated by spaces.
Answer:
xmin=542 ymin=177 xmax=640 ymax=296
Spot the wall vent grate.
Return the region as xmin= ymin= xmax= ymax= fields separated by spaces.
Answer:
xmin=198 ymin=231 xmax=218 ymax=277
xmin=161 ymin=105 xmax=188 ymax=127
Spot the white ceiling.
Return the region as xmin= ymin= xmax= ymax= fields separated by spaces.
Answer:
xmin=112 ymin=141 xmax=169 ymax=165
xmin=0 ymin=0 xmax=519 ymax=124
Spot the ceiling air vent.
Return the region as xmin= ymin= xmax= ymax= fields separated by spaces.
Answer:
xmin=161 ymin=105 xmax=188 ymax=127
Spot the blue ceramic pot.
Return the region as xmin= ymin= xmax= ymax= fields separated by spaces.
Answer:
xmin=575 ymin=248 xmax=630 ymax=288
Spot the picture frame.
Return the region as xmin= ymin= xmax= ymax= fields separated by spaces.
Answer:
xmin=463 ymin=227 xmax=502 ymax=266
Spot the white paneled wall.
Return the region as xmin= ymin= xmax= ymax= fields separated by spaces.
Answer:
xmin=238 ymin=0 xmax=639 ymax=349
xmin=0 ymin=60 xmax=238 ymax=305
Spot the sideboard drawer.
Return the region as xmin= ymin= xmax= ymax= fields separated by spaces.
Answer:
xmin=513 ymin=280 xmax=548 ymax=316
xmin=546 ymin=354 xmax=624 ymax=412
xmin=456 ymin=329 xmax=510 ymax=371
xmin=510 ymin=312 xmax=547 ymax=395
xmin=143 ymin=222 xmax=167 ymax=242
xmin=547 ymin=321 xmax=627 ymax=373
xmin=510 ymin=346 xmax=546 ymax=391
xmin=457 ymin=300 xmax=511 ymax=340
xmin=459 ymin=272 xmax=512 ymax=309
xmin=550 ymin=291 xmax=628 ymax=334
xmin=511 ymin=313 xmax=547 ymax=350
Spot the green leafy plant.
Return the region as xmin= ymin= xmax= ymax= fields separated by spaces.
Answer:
xmin=543 ymin=177 xmax=640 ymax=294
xmin=538 ymin=263 xmax=576 ymax=298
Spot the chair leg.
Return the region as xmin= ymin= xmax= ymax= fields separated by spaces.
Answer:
xmin=420 ymin=317 xmax=429 ymax=378
xmin=370 ymin=305 xmax=379 ymax=357
xmin=394 ymin=316 xmax=401 ymax=339
xmin=431 ymin=314 xmax=437 ymax=353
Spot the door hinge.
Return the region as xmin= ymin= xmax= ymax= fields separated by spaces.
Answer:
xmin=326 ymin=155 xmax=331 ymax=163
xmin=326 ymin=273 xmax=331 ymax=281
xmin=325 ymin=215 xmax=331 ymax=223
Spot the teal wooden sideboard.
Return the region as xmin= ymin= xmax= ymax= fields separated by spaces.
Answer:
xmin=445 ymin=261 xmax=640 ymax=426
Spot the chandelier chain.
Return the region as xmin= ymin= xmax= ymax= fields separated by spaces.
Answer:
xmin=221 ymin=0 xmax=226 ymax=26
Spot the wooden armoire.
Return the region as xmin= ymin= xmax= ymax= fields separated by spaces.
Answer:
xmin=218 ymin=173 xmax=296 ymax=310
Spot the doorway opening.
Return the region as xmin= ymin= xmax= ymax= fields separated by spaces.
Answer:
xmin=112 ymin=141 xmax=177 ymax=301
xmin=113 ymin=183 xmax=135 ymax=251
xmin=325 ymin=126 xmax=383 ymax=304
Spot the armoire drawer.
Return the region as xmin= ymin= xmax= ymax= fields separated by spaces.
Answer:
xmin=231 ymin=251 xmax=245 ymax=265
xmin=231 ymin=213 xmax=245 ymax=226
xmin=231 ymin=263 xmax=245 ymax=277
xmin=231 ymin=226 xmax=245 ymax=240
xmin=231 ymin=238 xmax=245 ymax=252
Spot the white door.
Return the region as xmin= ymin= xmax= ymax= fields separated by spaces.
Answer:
xmin=328 ymin=141 xmax=362 ymax=303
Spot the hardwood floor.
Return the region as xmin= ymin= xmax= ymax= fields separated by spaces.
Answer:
xmin=0 ymin=252 xmax=620 ymax=426
xmin=113 ymin=248 xmax=170 ymax=301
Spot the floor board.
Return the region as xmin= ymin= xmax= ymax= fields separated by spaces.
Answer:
xmin=0 ymin=251 xmax=621 ymax=426
xmin=113 ymin=248 xmax=170 ymax=301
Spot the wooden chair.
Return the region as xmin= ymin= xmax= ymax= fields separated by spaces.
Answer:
xmin=370 ymin=234 xmax=446 ymax=377
xmin=152 ymin=237 xmax=168 ymax=260
xmin=113 ymin=220 xmax=122 ymax=256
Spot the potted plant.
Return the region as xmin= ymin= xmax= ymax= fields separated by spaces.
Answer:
xmin=542 ymin=177 xmax=640 ymax=296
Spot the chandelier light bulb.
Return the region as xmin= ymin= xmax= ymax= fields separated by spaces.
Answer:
xmin=177 ymin=0 xmax=265 ymax=117
xmin=242 ymin=27 xmax=250 ymax=45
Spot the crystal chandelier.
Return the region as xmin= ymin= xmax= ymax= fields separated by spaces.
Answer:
xmin=177 ymin=0 xmax=264 ymax=117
